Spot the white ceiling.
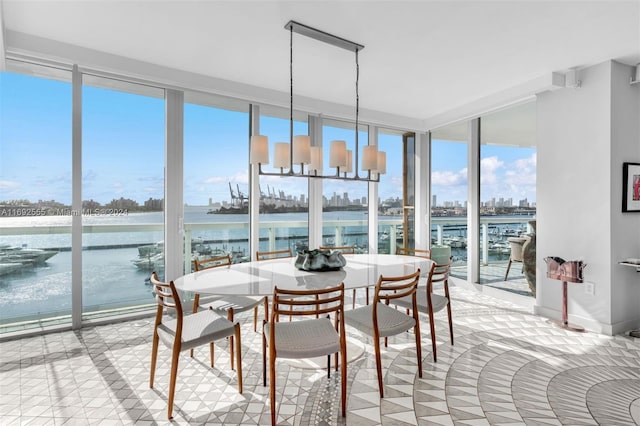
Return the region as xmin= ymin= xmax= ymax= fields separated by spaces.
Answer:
xmin=2 ymin=0 xmax=639 ymax=128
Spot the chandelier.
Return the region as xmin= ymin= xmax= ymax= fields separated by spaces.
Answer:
xmin=249 ymin=20 xmax=386 ymax=182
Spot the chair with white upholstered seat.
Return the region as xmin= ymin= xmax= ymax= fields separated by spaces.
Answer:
xmin=394 ymin=260 xmax=454 ymax=362
xmin=262 ymin=283 xmax=347 ymax=426
xmin=192 ymin=254 xmax=268 ymax=370
xmin=343 ymin=269 xmax=422 ymax=397
xmin=149 ymin=271 xmax=242 ymax=419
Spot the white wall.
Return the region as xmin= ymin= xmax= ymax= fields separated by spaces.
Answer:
xmin=536 ymin=60 xmax=640 ymax=335
xmin=610 ymin=61 xmax=640 ymax=330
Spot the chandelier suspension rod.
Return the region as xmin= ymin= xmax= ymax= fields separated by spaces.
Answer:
xmin=354 ymin=48 xmax=360 ymax=179
xmin=289 ymin=24 xmax=295 ymax=175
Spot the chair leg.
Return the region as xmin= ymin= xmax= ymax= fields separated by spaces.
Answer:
xmin=263 ymin=297 xmax=269 ymax=327
xmin=446 ymin=301 xmax=454 ymax=346
xmin=374 ymin=337 xmax=384 ymax=398
xmin=167 ymin=344 xmax=181 ymax=419
xmin=327 ymin=354 xmax=331 ymax=378
xmin=149 ymin=331 xmax=159 ymax=388
xmin=270 ymin=345 xmax=277 ymax=425
xmin=428 ymin=309 xmax=437 ymax=362
xmin=262 ymin=320 xmax=267 ymax=387
xmin=228 ymin=309 xmax=235 ymax=370
xmin=340 ymin=342 xmax=347 ymax=417
xmin=414 ymin=321 xmax=423 ymax=379
xmin=210 ymin=342 xmax=215 ymax=367
xmin=253 ymin=306 xmax=258 ymax=332
xmin=504 ymin=259 xmax=512 ymax=280
xmin=235 ymin=323 xmax=243 ymax=393
xmin=352 ymin=288 xmax=357 ymax=309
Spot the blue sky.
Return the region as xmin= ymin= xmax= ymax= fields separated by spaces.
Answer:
xmin=1 ymin=71 xmax=536 ymax=207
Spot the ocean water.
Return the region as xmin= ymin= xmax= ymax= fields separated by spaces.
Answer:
xmin=0 ymin=208 xmax=373 ymax=323
xmin=0 ymin=208 xmax=528 ymax=324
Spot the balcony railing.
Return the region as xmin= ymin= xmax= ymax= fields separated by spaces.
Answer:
xmin=1 ymin=215 xmax=533 ymax=331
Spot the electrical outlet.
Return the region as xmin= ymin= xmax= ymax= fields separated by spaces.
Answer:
xmin=584 ymin=282 xmax=595 ymax=296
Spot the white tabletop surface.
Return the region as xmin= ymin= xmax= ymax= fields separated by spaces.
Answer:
xmin=173 ymin=254 xmax=432 ymax=296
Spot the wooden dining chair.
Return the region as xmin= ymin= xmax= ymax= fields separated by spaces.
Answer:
xmin=343 ymin=269 xmax=422 ymax=397
xmin=263 ymin=283 xmax=347 ymax=425
xmin=320 ymin=245 xmax=361 ymax=308
xmin=396 ymin=246 xmax=432 ymax=259
xmin=149 ymin=271 xmax=242 ymax=419
xmin=256 ymin=248 xmax=293 ymax=261
xmin=394 ymin=260 xmax=454 ymax=362
xmin=256 ymin=248 xmax=298 ymax=320
xmin=192 ymin=254 xmax=268 ymax=370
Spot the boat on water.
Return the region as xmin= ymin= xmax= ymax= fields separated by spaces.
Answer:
xmin=0 ymin=262 xmax=23 ymax=277
xmin=487 ymin=241 xmax=511 ymax=254
xmin=0 ymin=244 xmax=58 ymax=265
xmin=442 ymin=236 xmax=467 ymax=248
xmin=132 ymin=242 xmax=248 ymax=271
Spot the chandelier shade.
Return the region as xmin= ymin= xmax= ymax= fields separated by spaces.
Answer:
xmin=329 ymin=140 xmax=347 ymax=169
xmin=292 ymin=135 xmax=311 ymax=165
xmin=273 ymin=142 xmax=290 ymax=170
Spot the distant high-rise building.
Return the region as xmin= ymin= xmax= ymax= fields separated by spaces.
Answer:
xmin=432 ymin=195 xmax=437 ymax=207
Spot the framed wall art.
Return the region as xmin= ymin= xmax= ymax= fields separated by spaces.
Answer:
xmin=622 ymin=162 xmax=640 ymax=212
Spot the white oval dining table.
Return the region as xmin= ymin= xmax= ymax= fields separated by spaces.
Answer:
xmin=173 ymin=253 xmax=432 ymax=296
xmin=173 ymin=253 xmax=432 ymax=369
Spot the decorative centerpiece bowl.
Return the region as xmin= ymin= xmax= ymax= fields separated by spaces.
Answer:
xmin=295 ymin=249 xmax=347 ymax=271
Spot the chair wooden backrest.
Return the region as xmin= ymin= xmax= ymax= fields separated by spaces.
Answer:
xmin=372 ymin=269 xmax=421 ymax=321
xmin=271 ymin=283 xmax=345 ymax=323
xmin=428 ymin=260 xmax=451 ymax=299
xmin=150 ymin=271 xmax=183 ymax=336
xmin=191 ymin=254 xmax=233 ymax=313
xmin=194 ymin=254 xmax=232 ymax=271
xmin=256 ymin=248 xmax=293 ymax=261
xmin=319 ymin=245 xmax=355 ymax=254
xmin=266 ymin=283 xmax=347 ymax=423
xmin=396 ymin=247 xmax=431 ymax=259
xmin=427 ymin=260 xmax=451 ymax=302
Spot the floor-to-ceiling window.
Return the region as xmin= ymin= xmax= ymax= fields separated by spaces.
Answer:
xmin=431 ymin=122 xmax=469 ymax=278
xmin=321 ymin=119 xmax=368 ymax=252
xmin=258 ymin=106 xmax=309 ymax=254
xmin=479 ymin=102 xmax=536 ymax=295
xmin=0 ymin=64 xmax=72 ymax=332
xmin=184 ymin=94 xmax=250 ymax=269
xmin=82 ymin=75 xmax=165 ymax=317
xmin=377 ymin=128 xmax=404 ymax=254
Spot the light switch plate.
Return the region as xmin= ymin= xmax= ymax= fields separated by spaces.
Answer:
xmin=584 ymin=282 xmax=595 ymax=296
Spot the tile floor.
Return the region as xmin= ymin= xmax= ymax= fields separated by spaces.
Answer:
xmin=1 ymin=282 xmax=639 ymax=425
